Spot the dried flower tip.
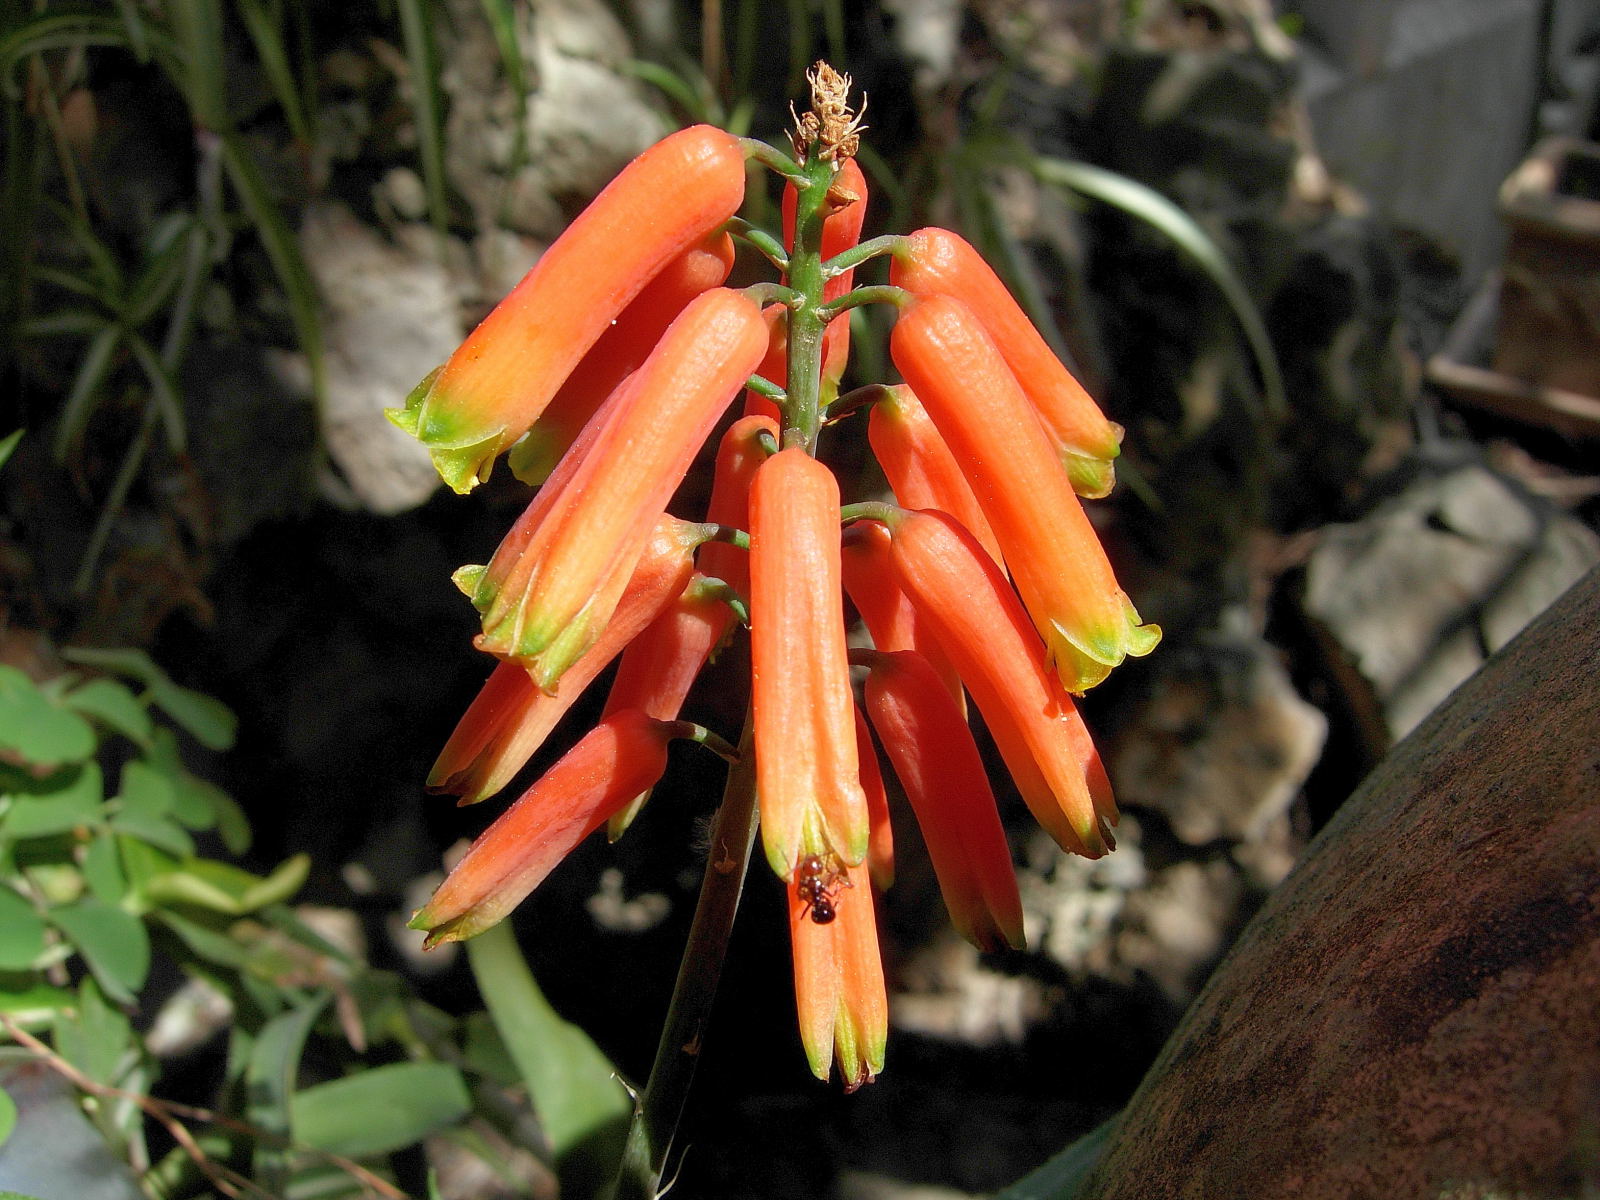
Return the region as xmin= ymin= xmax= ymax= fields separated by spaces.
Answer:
xmin=791 ymin=60 xmax=867 ymax=163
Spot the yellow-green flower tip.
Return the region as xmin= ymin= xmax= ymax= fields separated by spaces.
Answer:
xmin=430 ymin=435 xmax=505 ymax=494
xmin=1065 ymin=450 xmax=1118 ymax=500
xmin=605 ymin=790 xmax=652 ymax=842
xmin=1049 ymin=594 xmax=1160 ymax=691
xmin=408 ymin=904 xmax=498 ymax=950
xmin=507 ymin=428 xmax=564 ymax=486
xmin=389 ymin=366 xmax=509 ymax=492
xmin=451 ymin=563 xmax=488 ymax=600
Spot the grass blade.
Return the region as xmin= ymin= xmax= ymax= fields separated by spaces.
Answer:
xmin=464 ymin=921 xmax=630 ymax=1167
xmin=236 ymin=0 xmax=313 ymax=143
xmin=0 ymin=428 xmax=21 ymax=471
xmin=109 ymin=0 xmax=149 ymax=61
xmin=396 ymin=0 xmax=450 ymax=236
xmin=125 ymin=332 xmax=184 ymax=452
xmin=161 ymin=0 xmax=229 ymax=131
xmin=1029 ymin=153 xmax=1286 ymax=418
xmin=477 ymin=0 xmax=528 ymax=176
xmin=19 ymin=309 xmax=106 ymax=338
xmin=53 ymin=324 xmax=121 ymax=463
xmin=218 ymin=132 xmax=325 ymax=402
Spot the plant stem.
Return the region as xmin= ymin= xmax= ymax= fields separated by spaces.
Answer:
xmin=781 ymin=151 xmax=836 ymax=452
xmin=606 ymin=710 xmax=761 ymax=1200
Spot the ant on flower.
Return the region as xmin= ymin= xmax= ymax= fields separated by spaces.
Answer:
xmin=794 ymin=853 xmax=852 ymax=924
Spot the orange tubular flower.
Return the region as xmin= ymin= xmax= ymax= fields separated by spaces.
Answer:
xmin=890 ymin=293 xmax=1159 ymax=693
xmin=509 ymin=231 xmax=737 ymax=485
xmin=866 ymin=384 xmax=1004 ymax=570
xmin=599 ymin=578 xmax=729 ymax=840
xmin=390 ymin=124 xmax=748 ymax=492
xmin=742 ymin=306 xmax=788 ymax=424
xmin=410 ymin=709 xmax=677 ymax=948
xmin=429 ymin=515 xmax=709 ymax=804
xmin=470 ymin=288 xmax=767 ymax=689
xmin=891 ymin=227 xmax=1123 ymax=498
xmin=783 ymin=157 xmax=869 ymax=388
xmin=749 ymin=448 xmax=868 ymax=878
xmin=852 ymin=707 xmax=894 ymax=890
xmin=594 ymin=414 xmax=774 ymax=841
xmin=700 ymin=414 xmax=778 ymax=604
xmin=788 ymin=856 xmax=887 ymax=1089
xmin=862 ymin=650 xmax=1025 ymax=950
xmin=883 ymin=508 xmax=1118 ymax=858
xmin=839 ymin=521 xmax=964 ymax=710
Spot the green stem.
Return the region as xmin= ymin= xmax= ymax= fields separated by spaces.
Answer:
xmin=740 ymin=136 xmax=804 ymax=180
xmin=725 ymin=217 xmax=789 ymax=272
xmin=823 ymin=382 xmax=896 ymax=425
xmin=822 ymin=233 xmax=905 ymax=278
xmin=816 ymin=284 xmax=911 ymax=323
xmin=839 ymin=500 xmax=903 ymax=527
xmin=745 ymin=373 xmax=786 ymax=404
xmin=607 ymin=710 xmax=761 ymax=1200
xmin=781 ymin=151 xmax=837 ymax=452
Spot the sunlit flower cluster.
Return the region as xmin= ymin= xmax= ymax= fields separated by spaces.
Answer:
xmin=397 ymin=71 xmax=1158 ymax=1090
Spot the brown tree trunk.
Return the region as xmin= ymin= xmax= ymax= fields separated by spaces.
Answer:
xmin=1084 ymin=567 xmax=1600 ymax=1199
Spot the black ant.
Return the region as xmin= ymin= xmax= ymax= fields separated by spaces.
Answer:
xmin=794 ymin=853 xmax=850 ymax=924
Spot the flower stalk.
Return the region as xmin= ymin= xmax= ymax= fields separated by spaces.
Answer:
xmin=400 ymin=58 xmax=1162 ymax=1192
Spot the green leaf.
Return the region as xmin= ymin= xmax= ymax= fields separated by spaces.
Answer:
xmin=1 ymin=763 xmax=104 ymax=839
xmin=994 ymin=1116 xmax=1118 ymax=1199
xmin=52 ymin=979 xmax=137 ymax=1087
xmin=144 ymin=854 xmax=309 ymax=915
xmin=291 ymin=1062 xmax=471 ymax=1160
xmin=182 ymin=774 xmax=248 ymax=851
xmin=0 ymin=888 xmax=46 ymax=970
xmin=109 ymin=810 xmax=195 ymax=860
xmin=165 ymin=773 xmax=215 ymax=831
xmin=146 ymin=677 xmax=235 ymax=751
xmin=465 ymin=921 xmax=630 ymax=1164
xmin=116 ymin=836 xmax=182 ymax=905
xmin=59 ymin=646 xmax=162 ymax=682
xmin=17 ymin=310 xmax=108 ymax=337
xmin=0 ymin=666 xmax=97 ymax=766
xmin=162 ymin=0 xmax=229 ymax=131
xmin=49 ymin=899 xmax=151 ymax=1004
xmin=156 ymin=909 xmax=249 ymax=968
xmin=218 ymin=132 xmax=326 ymax=404
xmin=1026 ymin=153 xmax=1286 ymax=419
xmin=0 ymin=975 xmax=73 ymax=1023
xmin=60 ymin=647 xmax=237 ymax=751
xmin=0 ymin=429 xmax=22 ymax=471
xmin=396 ymin=0 xmax=450 ymax=238
xmin=63 ymin=678 xmax=153 ymax=746
xmin=125 ymin=332 xmax=186 ymax=453
xmin=116 ymin=760 xmax=175 ymax=821
xmin=247 ymin=997 xmax=329 ymax=1190
xmin=80 ymin=833 xmax=126 ymax=905
xmin=52 ymin=324 xmax=122 ymax=464
xmin=0 ymin=1086 xmax=17 ymax=1149
xmin=236 ymin=0 xmax=312 ymax=144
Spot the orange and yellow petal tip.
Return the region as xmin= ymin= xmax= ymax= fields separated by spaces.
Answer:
xmin=1049 ymin=597 xmax=1162 ymax=693
xmin=387 ymin=367 xmax=508 ymax=493
xmin=1065 ymin=451 xmax=1118 ymax=501
xmin=408 ymin=904 xmax=496 ymax=951
xmin=834 ymin=1018 xmax=887 ymax=1093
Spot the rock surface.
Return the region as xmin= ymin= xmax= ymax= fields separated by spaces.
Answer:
xmin=300 ymin=201 xmax=464 ymax=513
xmin=1303 ymin=455 xmax=1600 ymax=744
xmin=1081 ymin=565 xmax=1600 ymax=1199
